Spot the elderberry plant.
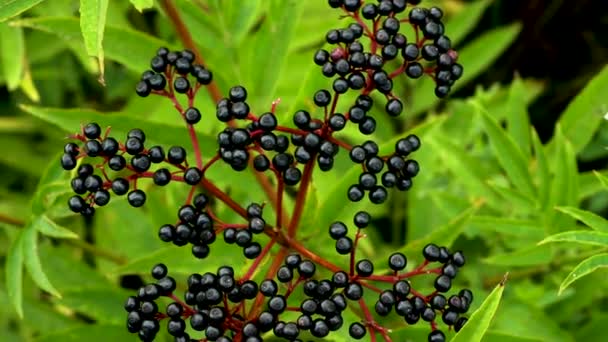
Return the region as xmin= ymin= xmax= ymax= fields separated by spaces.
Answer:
xmin=58 ymin=1 xmax=472 ymax=341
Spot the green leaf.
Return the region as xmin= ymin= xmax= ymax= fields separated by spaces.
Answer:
xmin=427 ymin=133 xmax=501 ymax=207
xmin=594 ymin=170 xmax=608 ymax=189
xmin=445 ymin=0 xmax=492 ymax=44
xmin=129 ymin=0 xmax=153 ymax=12
xmin=552 ymin=64 xmax=608 ymax=154
xmin=555 ymin=206 xmax=608 ymax=233
xmin=506 ymin=75 xmax=532 ymax=159
xmin=36 ymin=324 xmax=126 ymax=342
xmin=22 ymin=226 xmax=61 ymax=298
xmin=403 ymin=205 xmax=477 ymax=254
xmin=115 ymin=245 xmax=236 ymax=275
xmin=475 ymin=101 xmax=535 ymax=198
xmin=244 ymin=0 xmax=304 ymax=107
xmin=546 ymin=127 xmax=579 ymax=232
xmin=531 ymin=129 xmax=550 ymax=209
xmin=539 ymin=230 xmax=608 ymax=247
xmin=34 ymin=215 xmax=78 ymax=239
xmin=0 ymin=22 xmax=24 ymax=89
xmin=484 ymin=244 xmax=554 ymax=266
xmin=412 ymin=23 xmax=522 ymax=115
xmin=558 ymin=253 xmax=608 ymax=295
xmin=19 ymin=105 xmax=214 ymax=150
xmin=11 ymin=17 xmax=171 ymax=75
xmin=6 ymin=229 xmax=24 ymax=317
xmin=79 ymin=0 xmax=109 ymax=83
xmin=451 ymin=274 xmax=508 ymax=342
xmin=470 ymin=216 xmax=544 ymax=239
xmin=0 ymin=0 xmax=45 ymax=21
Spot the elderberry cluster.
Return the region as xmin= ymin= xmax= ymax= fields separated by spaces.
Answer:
xmin=61 ymin=123 xmax=203 ymax=216
xmin=136 ymin=47 xmax=213 ymax=97
xmin=56 ymin=1 xmax=475 ymax=341
xmin=318 ymin=0 xmax=463 ymax=98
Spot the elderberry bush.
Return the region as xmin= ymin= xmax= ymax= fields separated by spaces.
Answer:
xmin=58 ymin=1 xmax=472 ymax=341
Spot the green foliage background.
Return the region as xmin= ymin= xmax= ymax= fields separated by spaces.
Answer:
xmin=0 ymin=0 xmax=607 ymax=341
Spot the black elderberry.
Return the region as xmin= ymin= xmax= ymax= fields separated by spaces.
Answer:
xmin=268 ymin=295 xmax=287 ymax=314
xmin=71 ymin=178 xmax=86 ymax=195
xmin=393 ymin=280 xmax=411 ymax=298
xmin=406 ymin=62 xmax=424 ymax=78
xmin=349 ymin=322 xmax=366 ymax=339
xmin=131 ymin=154 xmax=151 ymax=172
xmin=314 ymin=49 xmax=329 ymax=66
xmin=349 ymin=146 xmax=367 ymax=163
xmin=167 ymin=146 xmax=186 ymax=165
xmin=356 ymin=259 xmax=374 ymax=276
xmin=240 ymin=280 xmax=258 ymax=299
xmin=347 ymin=185 xmax=364 ymax=202
xmin=108 ymin=155 xmax=126 ymax=171
xmin=427 ymin=329 xmax=446 ymax=341
xmin=184 ymin=107 xmax=201 ymax=125
xmin=298 ymin=260 xmax=316 ymax=278
xmin=93 ymin=190 xmax=110 ymax=206
xmin=84 ymin=175 xmax=103 ymax=192
xmin=344 ymin=282 xmax=363 ymax=300
xmin=253 ymin=154 xmax=270 ymax=172
xmin=153 ymin=168 xmax=172 ymax=186
xmin=276 ymin=265 xmax=293 ymax=283
xmin=174 ymin=77 xmax=190 ymax=93
xmin=311 ymin=319 xmax=329 ymax=338
xmin=284 ymin=166 xmax=302 ymax=185
xmin=125 ymin=137 xmax=144 ymax=155
xmin=442 ymin=263 xmax=458 ymax=278
xmin=68 ymin=195 xmax=86 ymax=213
xmin=184 ymin=167 xmax=202 ymax=185
xmin=83 ymin=123 xmax=101 ymax=139
xmin=230 ymin=101 xmax=250 ymax=119
xmin=354 ymin=211 xmax=371 ymax=228
xmin=366 ymin=156 xmax=384 ymax=174
xmin=388 ymin=252 xmax=407 ymax=271
xmin=423 ymin=243 xmax=441 ymax=261
xmin=136 ymin=81 xmax=151 ymax=97
xmin=455 ymin=317 xmax=468 ymax=332
xmin=127 ymin=190 xmax=146 ymax=207
xmin=375 ymin=301 xmax=391 ymax=316
xmin=359 ymin=117 xmax=376 ymax=135
xmin=434 ymin=274 xmax=452 ymax=292
xmin=148 ymin=74 xmax=166 ymax=90
xmin=64 ymin=142 xmax=79 ymax=156
xmin=442 ymin=309 xmax=459 ymax=325
xmin=313 ymin=90 xmax=331 ymax=107
xmin=402 ymin=44 xmax=419 ymax=61
xmin=84 ymin=140 xmax=102 ymax=157
xmin=349 ymin=107 xmax=366 ymax=124
xmin=244 ymin=242 xmax=262 ymax=258
xmin=332 ymin=271 xmax=349 ymax=288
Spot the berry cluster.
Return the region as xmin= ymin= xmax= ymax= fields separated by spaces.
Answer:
xmin=61 ymin=123 xmax=203 ymax=216
xmin=58 ymin=1 xmax=472 ymax=341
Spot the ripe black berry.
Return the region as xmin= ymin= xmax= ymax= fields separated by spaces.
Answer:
xmin=355 ymin=259 xmax=374 ymax=276
xmin=349 ymin=322 xmax=366 ymax=339
xmin=127 ymin=190 xmax=146 ymax=207
xmin=183 ymin=167 xmax=202 ymax=185
xmin=388 ymin=252 xmax=407 ymax=271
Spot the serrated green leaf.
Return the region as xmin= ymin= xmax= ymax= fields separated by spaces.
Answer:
xmin=0 ymin=0 xmax=45 ymax=22
xmin=445 ymin=0 xmax=492 ymax=45
xmin=56 ymin=288 xmax=128 ymax=324
xmin=475 ymin=101 xmax=535 ymax=198
xmin=35 ymin=324 xmax=126 ymax=342
xmin=34 ymin=215 xmax=78 ymax=239
xmin=22 ymin=225 xmax=61 ymax=297
xmin=129 ymin=0 xmax=153 ymax=12
xmin=558 ymin=253 xmax=608 ymax=295
xmin=412 ymin=23 xmax=522 ymax=115
xmin=551 ymin=65 xmax=608 ymax=154
xmin=506 ymin=75 xmax=532 ymax=159
xmin=11 ymin=16 xmax=171 ymax=75
xmin=539 ymin=230 xmax=608 ymax=247
xmin=488 ymin=183 xmax=537 ymax=213
xmin=555 ymin=206 xmax=608 ymax=233
xmin=79 ymin=0 xmax=108 ymax=83
xmin=451 ymin=275 xmax=507 ymax=342
xmin=0 ymin=22 xmax=24 ymax=89
xmin=6 ymin=229 xmax=25 ymax=317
